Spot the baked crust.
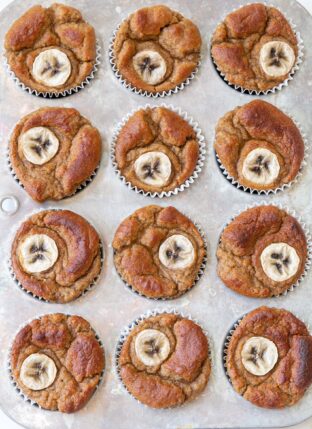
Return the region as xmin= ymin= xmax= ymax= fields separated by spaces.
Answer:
xmin=217 ymin=205 xmax=307 ymax=297
xmin=211 ymin=4 xmax=298 ymax=91
xmin=115 ymin=107 xmax=199 ymax=193
xmin=4 ymin=3 xmax=96 ymax=93
xmin=119 ymin=313 xmax=210 ymax=408
xmin=112 ymin=205 xmax=205 ymax=299
xmin=214 ymin=100 xmax=304 ymax=190
xmin=226 ymin=306 xmax=312 ymax=408
xmin=113 ymin=5 xmax=201 ymax=93
xmin=11 ymin=210 xmax=102 ymax=303
xmin=11 ymin=313 xmax=104 ymax=413
xmin=9 ymin=107 xmax=101 ymax=202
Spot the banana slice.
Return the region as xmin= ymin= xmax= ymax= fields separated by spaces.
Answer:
xmin=133 ymin=50 xmax=167 ymax=85
xmin=18 ymin=234 xmax=59 ymax=274
xmin=159 ymin=234 xmax=195 ymax=270
xmin=19 ymin=127 xmax=59 ymax=165
xmin=260 ymin=242 xmax=300 ymax=282
xmin=32 ymin=48 xmax=71 ymax=87
xmin=20 ymin=353 xmax=57 ymax=390
xmin=242 ymin=148 xmax=280 ymax=186
xmin=259 ymin=41 xmax=295 ymax=78
xmin=134 ymin=151 xmax=172 ymax=186
xmin=241 ymin=336 xmax=278 ymax=376
xmin=134 ymin=329 xmax=170 ymax=366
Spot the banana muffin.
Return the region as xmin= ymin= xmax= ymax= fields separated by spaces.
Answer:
xmin=217 ymin=205 xmax=307 ymax=298
xmin=214 ymin=100 xmax=304 ymax=191
xmin=9 ymin=107 xmax=101 ymax=202
xmin=113 ymin=5 xmax=201 ymax=94
xmin=118 ymin=313 xmax=210 ymax=408
xmin=211 ymin=3 xmax=298 ymax=92
xmin=113 ymin=205 xmax=205 ymax=299
xmin=11 ymin=210 xmax=102 ymax=303
xmin=114 ymin=107 xmax=200 ymax=194
xmin=4 ymin=3 xmax=96 ymax=94
xmin=226 ymin=306 xmax=312 ymax=408
xmin=10 ymin=313 xmax=104 ymax=413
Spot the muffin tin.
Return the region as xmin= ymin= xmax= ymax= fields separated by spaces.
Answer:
xmin=0 ymin=0 xmax=312 ymax=428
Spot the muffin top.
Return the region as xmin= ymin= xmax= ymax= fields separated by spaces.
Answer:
xmin=113 ymin=5 xmax=201 ymax=94
xmin=118 ymin=313 xmax=210 ymax=408
xmin=113 ymin=205 xmax=205 ymax=299
xmin=11 ymin=210 xmax=102 ymax=303
xmin=115 ymin=107 xmax=200 ymax=194
xmin=211 ymin=3 xmax=298 ymax=92
xmin=9 ymin=107 xmax=101 ymax=202
xmin=214 ymin=100 xmax=304 ymax=191
xmin=4 ymin=3 xmax=96 ymax=94
xmin=10 ymin=313 xmax=104 ymax=413
xmin=226 ymin=306 xmax=312 ymax=408
xmin=217 ymin=205 xmax=307 ymax=297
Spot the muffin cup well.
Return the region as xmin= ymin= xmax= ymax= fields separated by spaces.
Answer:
xmin=111 ymin=103 xmax=206 ymax=198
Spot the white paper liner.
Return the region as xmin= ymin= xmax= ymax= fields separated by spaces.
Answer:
xmin=111 ymin=103 xmax=206 ymax=198
xmin=7 ymin=312 xmax=105 ymax=410
xmin=210 ymin=4 xmax=304 ymax=96
xmin=218 ymin=201 xmax=312 ymax=297
xmin=3 ymin=41 xmax=101 ymax=98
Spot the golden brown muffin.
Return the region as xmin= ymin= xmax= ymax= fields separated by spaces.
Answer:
xmin=115 ymin=107 xmax=200 ymax=194
xmin=226 ymin=306 xmax=312 ymax=408
xmin=4 ymin=3 xmax=96 ymax=94
xmin=214 ymin=100 xmax=304 ymax=191
xmin=113 ymin=205 xmax=205 ymax=299
xmin=118 ymin=313 xmax=210 ymax=408
xmin=11 ymin=210 xmax=102 ymax=303
xmin=211 ymin=3 xmax=298 ymax=92
xmin=217 ymin=205 xmax=307 ymax=297
xmin=113 ymin=5 xmax=201 ymax=94
xmin=10 ymin=313 xmax=104 ymax=413
xmin=9 ymin=107 xmax=101 ymax=202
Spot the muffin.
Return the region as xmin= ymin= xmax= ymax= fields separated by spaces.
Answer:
xmin=217 ymin=205 xmax=307 ymax=297
xmin=118 ymin=313 xmax=210 ymax=408
xmin=226 ymin=306 xmax=312 ymax=408
xmin=211 ymin=3 xmax=299 ymax=92
xmin=114 ymin=107 xmax=200 ymax=194
xmin=214 ymin=100 xmax=304 ymax=192
xmin=10 ymin=313 xmax=104 ymax=413
xmin=113 ymin=205 xmax=205 ymax=299
xmin=4 ymin=3 xmax=97 ymax=95
xmin=113 ymin=5 xmax=201 ymax=94
xmin=9 ymin=107 xmax=101 ymax=202
xmin=11 ymin=210 xmax=102 ymax=303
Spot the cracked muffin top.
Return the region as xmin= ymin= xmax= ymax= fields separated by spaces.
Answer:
xmin=4 ymin=3 xmax=96 ymax=94
xmin=9 ymin=107 xmax=101 ymax=202
xmin=211 ymin=3 xmax=298 ymax=92
xmin=118 ymin=313 xmax=210 ymax=408
xmin=10 ymin=313 xmax=104 ymax=413
xmin=217 ymin=205 xmax=307 ymax=298
xmin=214 ymin=100 xmax=304 ymax=191
xmin=113 ymin=5 xmax=201 ymax=94
xmin=11 ymin=210 xmax=102 ymax=303
xmin=113 ymin=205 xmax=205 ymax=299
xmin=226 ymin=306 xmax=312 ymax=408
xmin=115 ymin=107 xmax=200 ymax=194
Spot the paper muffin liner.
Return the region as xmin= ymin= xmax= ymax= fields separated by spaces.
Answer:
xmin=218 ymin=201 xmax=312 ymax=297
xmin=109 ymin=23 xmax=200 ymax=98
xmin=214 ymin=111 xmax=309 ymax=195
xmin=210 ymin=4 xmax=304 ymax=96
xmin=3 ymin=40 xmax=101 ymax=98
xmin=7 ymin=207 xmax=104 ymax=304
xmin=7 ymin=312 xmax=105 ymax=409
xmin=111 ymin=103 xmax=206 ymax=198
xmin=115 ymin=307 xmax=213 ymax=409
